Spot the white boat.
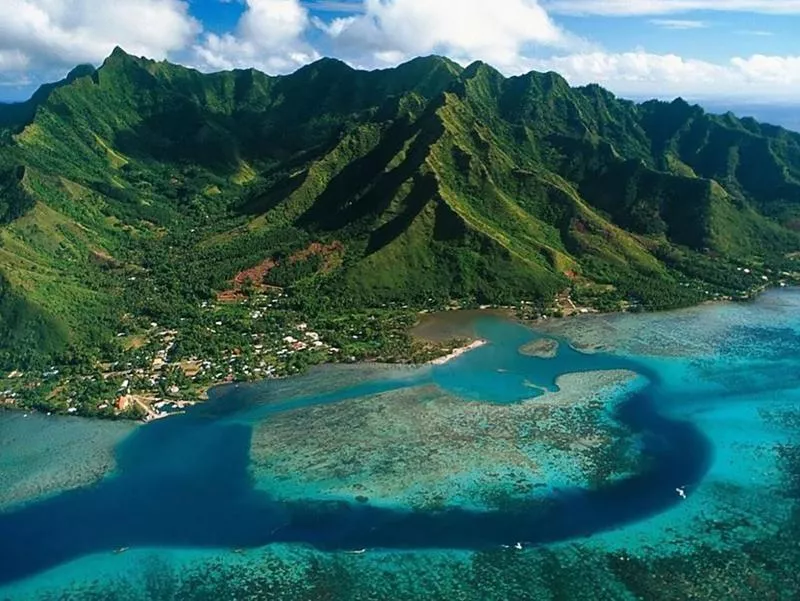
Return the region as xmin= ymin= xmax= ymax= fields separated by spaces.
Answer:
xmin=345 ymin=549 xmax=366 ymax=555
xmin=676 ymin=487 xmax=687 ymax=500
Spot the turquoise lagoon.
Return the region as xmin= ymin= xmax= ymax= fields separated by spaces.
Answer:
xmin=1 ymin=290 xmax=800 ymax=599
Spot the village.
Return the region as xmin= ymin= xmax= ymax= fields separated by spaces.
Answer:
xmin=2 ymin=257 xmax=799 ymax=421
xmin=0 ymin=287 xmax=455 ymax=420
xmin=0 ymin=291 xmax=357 ymax=420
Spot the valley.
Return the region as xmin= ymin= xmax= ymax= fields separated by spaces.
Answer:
xmin=2 ymin=49 xmax=800 ymax=418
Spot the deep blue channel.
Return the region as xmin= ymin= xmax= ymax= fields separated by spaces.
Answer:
xmin=0 ymin=317 xmax=712 ymax=585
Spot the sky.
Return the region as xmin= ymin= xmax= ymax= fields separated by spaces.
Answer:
xmin=0 ymin=0 xmax=799 ymax=105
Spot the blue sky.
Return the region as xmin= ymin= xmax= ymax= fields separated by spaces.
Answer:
xmin=1 ymin=0 xmax=799 ymax=104
xmin=562 ymin=11 xmax=794 ymax=59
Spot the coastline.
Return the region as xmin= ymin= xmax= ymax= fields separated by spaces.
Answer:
xmin=7 ymin=287 xmax=795 ymax=424
xmin=3 ymin=290 xmax=800 ymax=599
xmin=426 ymin=339 xmax=487 ymax=365
xmin=201 ymin=288 xmax=791 ymax=409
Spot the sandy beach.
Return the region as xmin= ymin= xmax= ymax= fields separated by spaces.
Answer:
xmin=427 ymin=340 xmax=487 ymax=365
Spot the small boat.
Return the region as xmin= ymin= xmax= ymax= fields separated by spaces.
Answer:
xmin=675 ymin=487 xmax=687 ymax=500
xmin=513 ymin=542 xmax=523 ymax=550
xmin=345 ymin=549 xmax=367 ymax=555
xmin=113 ymin=547 xmax=130 ymax=555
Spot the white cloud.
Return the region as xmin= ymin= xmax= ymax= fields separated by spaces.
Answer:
xmin=318 ymin=0 xmax=576 ymax=69
xmin=240 ymin=0 xmax=309 ymax=43
xmin=0 ymin=50 xmax=30 ymax=72
xmin=731 ymin=55 xmax=800 ymax=85
xmin=649 ymin=19 xmax=707 ymax=29
xmin=528 ymin=51 xmax=800 ymax=100
xmin=194 ymin=0 xmax=319 ymax=73
xmin=530 ymin=51 xmax=729 ymax=88
xmin=548 ymin=0 xmax=800 ymax=16
xmin=0 ymin=0 xmax=199 ymax=75
xmin=0 ymin=0 xmax=797 ymax=103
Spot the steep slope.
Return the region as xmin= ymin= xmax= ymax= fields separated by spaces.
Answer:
xmin=0 ymin=64 xmax=96 ymax=133
xmin=0 ymin=49 xmax=799 ymax=371
xmin=640 ymin=99 xmax=800 ymax=229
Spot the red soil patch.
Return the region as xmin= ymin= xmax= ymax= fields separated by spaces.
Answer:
xmin=216 ymin=290 xmax=245 ymax=303
xmin=289 ymin=241 xmax=345 ymax=272
xmin=233 ymin=259 xmax=276 ymax=287
xmin=217 ymin=258 xmax=277 ymax=302
xmin=215 ymin=241 xmax=344 ymax=302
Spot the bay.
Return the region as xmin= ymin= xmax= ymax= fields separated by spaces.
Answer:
xmin=1 ymin=290 xmax=799 ymax=599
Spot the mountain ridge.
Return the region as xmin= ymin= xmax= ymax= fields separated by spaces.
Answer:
xmin=0 ymin=48 xmax=799 ymax=375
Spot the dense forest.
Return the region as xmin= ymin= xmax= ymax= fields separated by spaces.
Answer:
xmin=0 ymin=48 xmax=799 ymax=414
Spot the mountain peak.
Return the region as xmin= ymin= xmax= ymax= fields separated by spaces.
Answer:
xmin=109 ymin=46 xmax=131 ymax=60
xmin=540 ymin=70 xmax=570 ymax=91
xmin=462 ymin=60 xmax=504 ymax=79
xmin=3 ymin=50 xmax=800 ymax=378
xmin=305 ymin=57 xmax=353 ymax=72
xmin=403 ymin=55 xmax=461 ymax=70
xmin=101 ymin=46 xmax=152 ymax=70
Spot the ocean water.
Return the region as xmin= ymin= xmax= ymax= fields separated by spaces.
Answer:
xmin=1 ymin=290 xmax=800 ymax=599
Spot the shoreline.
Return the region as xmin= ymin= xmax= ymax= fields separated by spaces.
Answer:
xmin=7 ymin=287 xmax=796 ymax=423
xmin=92 ymin=291 xmax=792 ymax=415
xmin=426 ymin=340 xmax=488 ymax=365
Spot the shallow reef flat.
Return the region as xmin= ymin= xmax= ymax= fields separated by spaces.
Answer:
xmin=535 ymin=308 xmax=721 ymax=358
xmin=3 ymin=291 xmax=800 ymax=600
xmin=518 ymin=337 xmax=559 ymax=358
xmin=537 ymin=290 xmax=800 ymax=360
xmin=249 ymin=369 xmax=641 ymax=510
xmin=0 ymin=413 xmax=135 ymax=511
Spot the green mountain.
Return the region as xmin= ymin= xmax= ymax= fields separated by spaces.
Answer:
xmin=1 ymin=48 xmax=799 ymax=370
